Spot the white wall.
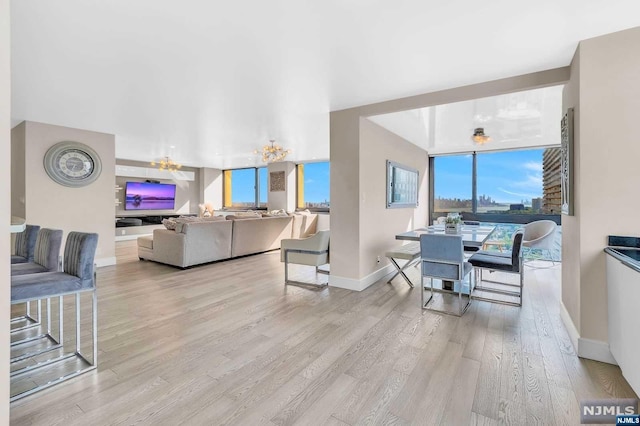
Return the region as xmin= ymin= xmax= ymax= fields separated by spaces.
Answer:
xmin=329 ymin=109 xmax=361 ymax=285
xmin=13 ymin=121 xmax=116 ymax=267
xmin=561 ymin=26 xmax=640 ymax=363
xmin=561 ymin=47 xmax=582 ymax=341
xmin=359 ymin=118 xmax=428 ymax=278
xmin=10 ymin=122 xmax=25 ymax=219
xmin=267 ymin=161 xmax=296 ymax=211
xmin=200 ymin=167 xmax=223 ymax=209
xmin=0 ymin=0 xmax=10 ymax=419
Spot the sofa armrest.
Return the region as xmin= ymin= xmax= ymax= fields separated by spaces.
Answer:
xmin=151 ymin=229 xmax=187 ymax=267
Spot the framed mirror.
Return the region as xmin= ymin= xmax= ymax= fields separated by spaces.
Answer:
xmin=387 ymin=160 xmax=419 ymax=208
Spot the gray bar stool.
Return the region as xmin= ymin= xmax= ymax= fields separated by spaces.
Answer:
xmin=10 ymin=232 xmax=99 ymax=402
xmin=10 ymin=228 xmax=64 ymax=342
xmin=11 ymin=224 xmax=40 ymax=264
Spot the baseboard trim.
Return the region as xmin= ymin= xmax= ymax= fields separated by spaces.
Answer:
xmin=559 ymin=301 xmax=580 ymax=353
xmin=95 ymin=257 xmax=117 ymax=268
xmin=559 ymin=301 xmax=617 ymax=365
xmin=578 ymin=337 xmax=617 ymax=365
xmin=330 ymin=264 xmax=394 ymax=292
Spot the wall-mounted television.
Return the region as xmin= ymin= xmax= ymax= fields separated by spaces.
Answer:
xmin=125 ymin=182 xmax=176 ymax=210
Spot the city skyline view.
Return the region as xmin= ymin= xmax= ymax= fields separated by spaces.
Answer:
xmin=229 ymin=150 xmax=548 ymax=211
xmin=434 ymin=149 xmax=544 ymax=207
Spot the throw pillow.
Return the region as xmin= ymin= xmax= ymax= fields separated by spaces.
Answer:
xmin=235 ymin=211 xmax=261 ymax=218
xmin=267 ymin=209 xmax=288 ymax=217
xmin=162 ymin=218 xmax=177 ymax=230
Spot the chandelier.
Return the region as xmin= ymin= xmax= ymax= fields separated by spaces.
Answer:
xmin=472 ymin=128 xmax=491 ymax=145
xmin=254 ymin=139 xmax=291 ymax=163
xmin=151 ymin=156 xmax=182 ymax=172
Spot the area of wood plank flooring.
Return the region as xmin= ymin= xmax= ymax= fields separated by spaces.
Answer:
xmin=10 ymin=240 xmax=637 ymax=425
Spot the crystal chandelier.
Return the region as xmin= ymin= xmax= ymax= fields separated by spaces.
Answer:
xmin=254 ymin=139 xmax=291 ymax=163
xmin=471 ymin=128 xmax=491 ymax=145
xmin=151 ymin=156 xmax=182 ymax=172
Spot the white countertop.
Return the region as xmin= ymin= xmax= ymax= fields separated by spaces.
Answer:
xmin=10 ymin=216 xmax=26 ymax=233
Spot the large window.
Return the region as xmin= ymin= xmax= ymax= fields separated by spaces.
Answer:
xmin=433 ymin=155 xmax=473 ymax=213
xmin=223 ymin=167 xmax=267 ymax=209
xmin=296 ymin=162 xmax=330 ymax=210
xmin=431 ymin=148 xmax=560 ymax=223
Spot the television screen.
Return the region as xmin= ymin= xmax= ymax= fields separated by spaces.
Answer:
xmin=125 ymin=182 xmax=176 ymax=210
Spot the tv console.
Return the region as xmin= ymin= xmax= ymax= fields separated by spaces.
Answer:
xmin=115 ymin=214 xmax=197 ymax=241
xmin=115 ymin=214 xmax=196 ymax=227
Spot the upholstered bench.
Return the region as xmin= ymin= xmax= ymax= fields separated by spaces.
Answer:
xmin=386 ymin=242 xmax=421 ymax=288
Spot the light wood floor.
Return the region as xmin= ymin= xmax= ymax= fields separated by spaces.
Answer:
xmin=10 ymin=241 xmax=637 ymax=425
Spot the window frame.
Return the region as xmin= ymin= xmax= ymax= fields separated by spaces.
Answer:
xmin=296 ymin=161 xmax=330 ymax=212
xmin=222 ymin=167 xmax=268 ymax=210
xmin=429 ymin=149 xmax=561 ymax=225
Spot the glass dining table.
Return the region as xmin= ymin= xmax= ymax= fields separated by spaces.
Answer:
xmin=395 ymin=224 xmax=496 ymax=249
xmin=395 ymin=224 xmax=496 ymax=291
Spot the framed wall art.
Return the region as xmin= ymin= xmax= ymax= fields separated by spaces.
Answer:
xmin=561 ymin=107 xmax=574 ymax=215
xmin=270 ymin=171 xmax=285 ymax=192
xmin=386 ymin=160 xmax=419 ymax=208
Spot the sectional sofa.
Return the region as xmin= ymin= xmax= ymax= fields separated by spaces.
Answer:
xmin=137 ymin=213 xmax=323 ymax=268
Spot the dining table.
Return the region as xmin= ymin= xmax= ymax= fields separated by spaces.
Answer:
xmin=395 ymin=224 xmax=496 ymax=290
xmin=395 ymin=224 xmax=496 ymax=248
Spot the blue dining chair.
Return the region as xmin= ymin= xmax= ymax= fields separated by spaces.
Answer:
xmin=420 ymin=233 xmax=474 ymax=316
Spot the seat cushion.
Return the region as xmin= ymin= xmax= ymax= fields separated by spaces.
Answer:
xmin=137 ymin=236 xmax=153 ymax=250
xmin=468 ymin=251 xmax=516 ymax=272
xmin=11 ymin=262 xmax=49 ymax=276
xmin=11 ymin=255 xmax=28 ymax=264
xmin=386 ymin=242 xmax=421 ymax=260
xmin=11 ymin=272 xmax=94 ymax=304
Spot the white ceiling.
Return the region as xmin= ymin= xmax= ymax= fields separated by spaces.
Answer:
xmin=11 ymin=0 xmax=640 ymax=169
xmin=369 ymin=85 xmax=563 ymax=155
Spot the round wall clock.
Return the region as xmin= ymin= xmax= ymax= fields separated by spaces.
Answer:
xmin=43 ymin=141 xmax=103 ymax=187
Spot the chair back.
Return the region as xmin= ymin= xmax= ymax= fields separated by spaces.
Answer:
xmin=33 ymin=228 xmax=63 ymax=272
xmin=314 ymin=230 xmax=331 ymax=250
xmin=523 ymin=220 xmax=556 ymax=250
xmin=420 ymin=234 xmax=464 ymax=280
xmin=63 ymin=232 xmax=99 ymax=284
xmin=15 ymin=225 xmax=41 ymax=261
xmin=511 ymin=230 xmax=525 ymax=272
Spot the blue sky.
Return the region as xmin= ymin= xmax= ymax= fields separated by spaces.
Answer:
xmin=302 ymin=162 xmax=330 ymax=203
xmin=230 ymin=168 xmax=260 ymax=204
xmin=435 ymin=149 xmax=544 ymax=203
xmin=230 ymin=162 xmax=330 ymax=204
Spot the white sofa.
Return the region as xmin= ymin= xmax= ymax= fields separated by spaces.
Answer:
xmin=138 ymin=213 xmax=324 ymax=268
